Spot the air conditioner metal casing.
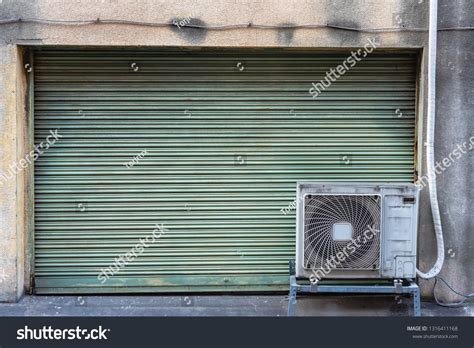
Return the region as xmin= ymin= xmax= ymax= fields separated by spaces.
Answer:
xmin=296 ymin=182 xmax=419 ymax=280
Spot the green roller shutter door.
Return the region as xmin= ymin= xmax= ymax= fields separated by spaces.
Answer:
xmin=33 ymin=49 xmax=417 ymax=293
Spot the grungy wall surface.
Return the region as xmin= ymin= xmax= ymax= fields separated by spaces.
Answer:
xmin=0 ymin=44 xmax=18 ymax=302
xmin=1 ymin=0 xmax=428 ymax=47
xmin=0 ymin=0 xmax=471 ymax=303
xmin=417 ymin=0 xmax=473 ymax=303
xmin=0 ymin=44 xmax=27 ymax=302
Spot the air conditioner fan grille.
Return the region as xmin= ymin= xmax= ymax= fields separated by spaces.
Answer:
xmin=304 ymin=195 xmax=381 ymax=271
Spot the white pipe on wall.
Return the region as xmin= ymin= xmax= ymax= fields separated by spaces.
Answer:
xmin=416 ymin=0 xmax=445 ymax=279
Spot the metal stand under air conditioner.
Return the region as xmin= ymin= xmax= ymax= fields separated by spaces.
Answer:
xmin=287 ymin=261 xmax=421 ymax=317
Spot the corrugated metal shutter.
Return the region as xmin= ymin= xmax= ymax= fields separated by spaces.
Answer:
xmin=33 ymin=49 xmax=417 ymax=293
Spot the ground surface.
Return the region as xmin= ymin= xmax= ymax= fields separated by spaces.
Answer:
xmin=0 ymin=295 xmax=471 ymax=316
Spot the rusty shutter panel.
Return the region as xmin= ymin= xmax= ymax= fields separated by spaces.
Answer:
xmin=33 ymin=49 xmax=417 ymax=293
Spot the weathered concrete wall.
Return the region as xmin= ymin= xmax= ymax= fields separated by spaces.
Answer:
xmin=1 ymin=0 xmax=428 ymax=47
xmin=0 ymin=44 xmax=25 ymax=302
xmin=417 ymin=0 xmax=473 ymax=303
xmin=0 ymin=0 xmax=471 ymax=303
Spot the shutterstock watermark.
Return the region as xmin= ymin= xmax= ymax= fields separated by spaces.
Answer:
xmin=415 ymin=136 xmax=473 ymax=190
xmin=0 ymin=129 xmax=62 ymax=186
xmin=123 ymin=149 xmax=148 ymax=169
xmin=309 ymin=224 xmax=379 ymax=284
xmin=280 ymin=197 xmax=298 ymax=215
xmin=172 ymin=15 xmax=194 ymax=29
xmin=17 ymin=326 xmax=109 ymax=340
xmin=97 ymin=223 xmax=168 ymax=283
xmin=309 ymin=38 xmax=379 ymax=99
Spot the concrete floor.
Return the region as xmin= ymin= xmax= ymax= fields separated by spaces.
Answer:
xmin=0 ymin=294 xmax=471 ymax=316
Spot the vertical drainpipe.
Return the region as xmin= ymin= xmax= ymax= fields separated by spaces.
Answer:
xmin=416 ymin=0 xmax=445 ymax=279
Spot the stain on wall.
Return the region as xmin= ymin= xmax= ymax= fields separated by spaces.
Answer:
xmin=276 ymin=23 xmax=295 ymax=45
xmin=169 ymin=17 xmax=208 ymax=44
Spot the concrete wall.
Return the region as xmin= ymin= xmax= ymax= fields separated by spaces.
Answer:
xmin=0 ymin=0 xmax=471 ymax=303
xmin=417 ymin=0 xmax=473 ymax=303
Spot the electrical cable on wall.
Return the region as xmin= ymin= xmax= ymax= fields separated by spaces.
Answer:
xmin=433 ymin=276 xmax=474 ymax=307
xmin=0 ymin=17 xmax=472 ymax=31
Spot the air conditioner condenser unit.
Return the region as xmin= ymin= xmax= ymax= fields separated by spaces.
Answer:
xmin=296 ymin=182 xmax=420 ymax=281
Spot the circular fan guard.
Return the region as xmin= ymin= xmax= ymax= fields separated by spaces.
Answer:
xmin=304 ymin=195 xmax=381 ymax=270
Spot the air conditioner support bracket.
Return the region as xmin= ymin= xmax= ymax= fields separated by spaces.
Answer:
xmin=287 ymin=261 xmax=421 ymax=316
